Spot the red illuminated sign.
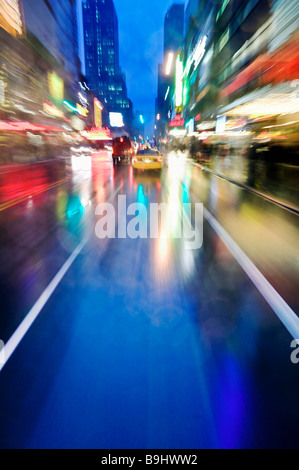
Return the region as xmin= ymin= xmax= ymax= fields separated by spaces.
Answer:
xmin=169 ymin=114 xmax=185 ymax=127
xmin=221 ymin=35 xmax=299 ymax=99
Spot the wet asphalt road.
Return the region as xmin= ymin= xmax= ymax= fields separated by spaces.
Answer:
xmin=0 ymin=151 xmax=298 ymax=449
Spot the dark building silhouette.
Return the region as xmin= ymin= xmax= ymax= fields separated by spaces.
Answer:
xmin=164 ymin=3 xmax=185 ymax=59
xmin=82 ymin=0 xmax=133 ymax=131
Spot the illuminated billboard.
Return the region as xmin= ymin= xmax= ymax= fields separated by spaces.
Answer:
xmin=76 ymin=103 xmax=89 ymax=118
xmin=186 ymin=118 xmax=194 ymax=135
xmin=216 ymin=115 xmax=227 ymax=134
xmin=94 ymin=98 xmax=103 ymax=127
xmin=109 ymin=112 xmax=124 ymax=128
xmin=0 ymin=0 xmax=24 ymax=37
xmin=82 ymin=128 xmax=112 ymax=141
xmin=48 ymin=72 xmax=64 ymax=103
xmin=169 ymin=114 xmax=185 ymax=127
xmin=185 ymin=35 xmax=207 ymax=76
xmin=42 ymin=99 xmax=65 ymax=119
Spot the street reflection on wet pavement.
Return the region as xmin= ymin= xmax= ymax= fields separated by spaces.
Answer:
xmin=0 ymin=150 xmax=298 ymax=449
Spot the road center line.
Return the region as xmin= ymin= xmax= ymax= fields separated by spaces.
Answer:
xmin=202 ymin=206 xmax=299 ymax=339
xmin=0 ymin=183 xmax=123 ymax=373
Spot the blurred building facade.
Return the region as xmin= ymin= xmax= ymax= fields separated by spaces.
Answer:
xmin=22 ymin=0 xmax=83 ymax=123
xmin=0 ymin=0 xmax=89 ymax=135
xmin=0 ymin=0 xmax=103 ymax=167
xmin=155 ymin=3 xmax=185 ymax=143
xmin=183 ymin=0 xmax=216 ymax=133
xmin=82 ymin=0 xmax=134 ymax=134
xmin=159 ymin=0 xmax=299 ymax=158
xmin=211 ymin=0 xmax=299 ymax=156
xmin=23 ymin=0 xmax=80 ymax=82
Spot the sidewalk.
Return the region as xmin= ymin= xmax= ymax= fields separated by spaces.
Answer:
xmin=189 ymin=154 xmax=299 ymax=215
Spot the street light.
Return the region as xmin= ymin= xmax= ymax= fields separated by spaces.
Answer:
xmin=164 ymin=86 xmax=170 ymax=101
xmin=165 ymin=52 xmax=174 ymax=76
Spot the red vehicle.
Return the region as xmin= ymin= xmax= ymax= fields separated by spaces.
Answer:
xmin=112 ymin=136 xmax=134 ymax=165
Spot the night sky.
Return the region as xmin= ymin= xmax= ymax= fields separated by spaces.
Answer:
xmin=78 ymin=0 xmax=183 ymax=135
xmin=114 ymin=0 xmax=181 ymax=135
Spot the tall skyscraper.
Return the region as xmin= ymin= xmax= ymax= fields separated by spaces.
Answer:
xmin=82 ymin=0 xmax=133 ymax=130
xmin=164 ymin=4 xmax=185 ymax=61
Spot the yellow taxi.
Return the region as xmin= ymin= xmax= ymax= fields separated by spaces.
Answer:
xmin=132 ymin=148 xmax=163 ymax=171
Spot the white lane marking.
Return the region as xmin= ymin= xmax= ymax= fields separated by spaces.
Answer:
xmin=203 ymin=206 xmax=299 ymax=339
xmin=0 ymin=240 xmax=85 ymax=373
xmin=0 ymin=183 xmax=123 ymax=373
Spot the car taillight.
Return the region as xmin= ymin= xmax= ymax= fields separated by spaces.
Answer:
xmin=112 ymin=148 xmax=114 ymax=154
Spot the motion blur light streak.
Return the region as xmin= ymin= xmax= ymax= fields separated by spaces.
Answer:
xmin=0 ymin=0 xmax=24 ymax=37
xmin=157 ymin=230 xmax=169 ymax=264
xmin=165 ymin=52 xmax=174 ymax=76
xmin=63 ymin=100 xmax=80 ymax=114
xmin=164 ymin=86 xmax=170 ymax=101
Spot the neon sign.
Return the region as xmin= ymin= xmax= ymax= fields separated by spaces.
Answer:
xmin=43 ymin=99 xmax=65 ymax=119
xmin=185 ymin=35 xmax=207 ymax=75
xmin=48 ymin=72 xmax=64 ymax=103
xmin=94 ymin=98 xmax=103 ymax=127
xmin=76 ymin=103 xmax=89 ymax=117
xmin=82 ymin=127 xmax=112 ymax=140
xmin=169 ymin=114 xmax=185 ymax=127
